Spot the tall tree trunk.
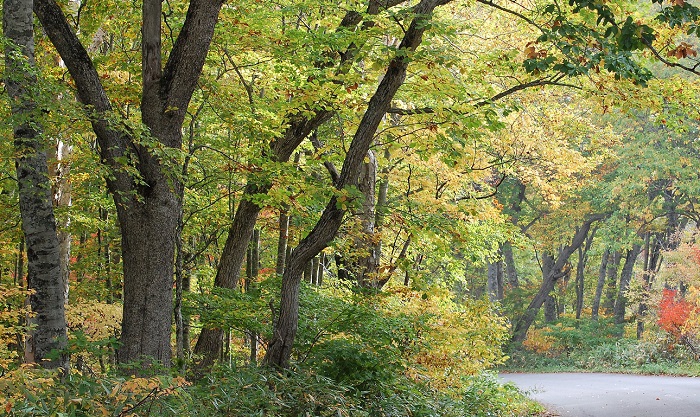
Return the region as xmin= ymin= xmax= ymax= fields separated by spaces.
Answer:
xmin=5 ymin=0 xmax=68 ymax=371
xmin=637 ymin=233 xmax=662 ymax=339
xmin=511 ymin=215 xmax=603 ymax=344
xmin=48 ymin=138 xmax=71 ymax=304
xmin=541 ymin=253 xmax=557 ymax=322
xmin=35 ymin=0 xmax=225 ymax=370
xmin=354 ymin=150 xmax=381 ymax=288
xmin=614 ymin=244 xmax=641 ymax=326
xmin=591 ymin=248 xmax=609 ymax=320
xmin=193 ymin=2 xmax=405 ymax=366
xmin=263 ymin=0 xmax=452 ymax=368
xmin=276 ymin=211 xmax=290 ymax=275
xmin=503 ymin=242 xmax=519 ymax=288
xmin=574 ymin=226 xmax=596 ymax=319
xmin=487 ymin=257 xmax=504 ymax=302
xmin=602 ymin=251 xmax=621 ymax=315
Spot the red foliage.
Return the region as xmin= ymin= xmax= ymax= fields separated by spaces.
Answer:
xmin=658 ymin=289 xmax=693 ymax=339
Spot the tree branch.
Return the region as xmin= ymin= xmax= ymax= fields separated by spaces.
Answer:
xmin=160 ymin=0 xmax=225 ymax=127
xmin=642 ymin=38 xmax=700 ymax=76
xmin=387 ymin=77 xmax=579 ymax=115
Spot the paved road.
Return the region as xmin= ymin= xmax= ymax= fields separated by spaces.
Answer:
xmin=500 ymin=373 xmax=700 ymax=417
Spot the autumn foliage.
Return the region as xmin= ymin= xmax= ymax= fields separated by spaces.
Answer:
xmin=657 ymin=289 xmax=693 ymax=340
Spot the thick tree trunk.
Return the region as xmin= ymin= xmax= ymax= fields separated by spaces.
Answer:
xmin=511 ymin=215 xmax=603 ymax=344
xmin=117 ymin=189 xmax=181 ymax=367
xmin=35 ymin=0 xmax=225 ymax=370
xmin=487 ymin=258 xmax=504 ymax=302
xmin=614 ymin=244 xmax=641 ymax=326
xmin=263 ymin=0 xmax=452 ymax=368
xmin=591 ymin=248 xmax=609 ymax=320
xmin=5 ymin=0 xmax=68 ymax=370
xmin=544 ymin=294 xmax=558 ymax=322
xmin=541 ymin=253 xmax=557 ymax=322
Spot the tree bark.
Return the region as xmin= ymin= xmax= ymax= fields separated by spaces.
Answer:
xmin=591 ymin=248 xmax=609 ymax=320
xmin=35 ymin=0 xmax=224 ymax=370
xmin=541 ymin=253 xmax=557 ymax=322
xmin=637 ymin=233 xmax=663 ymax=339
xmin=503 ymin=242 xmax=519 ymax=288
xmin=487 ymin=258 xmax=504 ymax=302
xmin=602 ymin=251 xmax=621 ymax=315
xmin=263 ymin=0 xmax=453 ymax=368
xmin=614 ymin=244 xmax=641 ymax=326
xmin=511 ymin=214 xmax=604 ymax=344
xmin=5 ymin=0 xmax=68 ymax=371
xmin=276 ymin=211 xmax=290 ymax=275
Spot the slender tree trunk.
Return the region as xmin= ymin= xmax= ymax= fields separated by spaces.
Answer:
xmin=503 ymin=242 xmax=519 ymax=288
xmin=602 ymin=251 xmax=621 ymax=315
xmin=276 ymin=211 xmax=290 ymax=275
xmin=5 ymin=0 xmax=68 ymax=371
xmin=263 ymin=0 xmax=452 ymax=368
xmin=591 ymin=248 xmax=609 ymax=320
xmin=48 ymin=138 xmax=71 ymax=304
xmin=637 ymin=233 xmax=662 ymax=339
xmin=354 ymin=150 xmax=381 ymax=288
xmin=574 ymin=226 xmax=595 ymax=319
xmin=614 ymin=244 xmax=641 ymax=326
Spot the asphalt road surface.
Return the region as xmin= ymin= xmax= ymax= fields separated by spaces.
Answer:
xmin=500 ymin=372 xmax=700 ymax=417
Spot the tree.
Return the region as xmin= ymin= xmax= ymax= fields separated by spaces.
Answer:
xmin=512 ymin=214 xmax=604 ymax=344
xmin=34 ymin=0 xmax=224 ymax=369
xmin=4 ymin=0 xmax=67 ymax=370
xmin=263 ymin=0 xmax=455 ymax=368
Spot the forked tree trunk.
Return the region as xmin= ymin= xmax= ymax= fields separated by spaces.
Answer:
xmin=35 ymin=0 xmax=225 ymax=370
xmin=5 ymin=0 xmax=68 ymax=371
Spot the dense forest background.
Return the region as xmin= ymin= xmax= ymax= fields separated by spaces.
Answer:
xmin=2 ymin=0 xmax=700 ymax=415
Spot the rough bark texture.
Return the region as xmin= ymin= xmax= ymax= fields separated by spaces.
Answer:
xmin=614 ymin=244 xmax=641 ymax=326
xmin=487 ymin=259 xmax=504 ymax=302
xmin=263 ymin=0 xmax=453 ymax=368
xmin=511 ymin=215 xmax=604 ymax=344
xmin=35 ymin=0 xmax=224 ymax=370
xmin=5 ymin=0 xmax=68 ymax=370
